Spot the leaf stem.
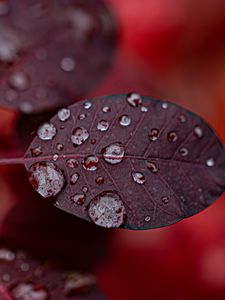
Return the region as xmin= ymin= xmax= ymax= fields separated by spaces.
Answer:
xmin=0 ymin=157 xmax=24 ymax=166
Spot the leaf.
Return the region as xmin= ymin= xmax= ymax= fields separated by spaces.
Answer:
xmin=0 ymin=0 xmax=117 ymax=113
xmin=0 ymin=243 xmax=107 ymax=300
xmin=23 ymin=93 xmax=225 ymax=230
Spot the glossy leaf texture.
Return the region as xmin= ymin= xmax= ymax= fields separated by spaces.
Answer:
xmin=0 ymin=0 xmax=117 ymax=113
xmin=0 ymin=243 xmax=106 ymax=300
xmin=24 ymin=94 xmax=225 ymax=230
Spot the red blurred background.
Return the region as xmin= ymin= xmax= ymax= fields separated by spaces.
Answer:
xmin=0 ymin=0 xmax=225 ymax=299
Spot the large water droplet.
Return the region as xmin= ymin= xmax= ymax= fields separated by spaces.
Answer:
xmin=194 ymin=126 xmax=203 ymax=138
xmin=67 ymin=159 xmax=78 ymax=169
xmin=28 ymin=162 xmax=66 ymax=198
xmin=95 ymin=176 xmax=104 ymax=185
xmin=102 ymin=106 xmax=110 ymax=113
xmin=97 ymin=120 xmax=109 ymax=132
xmin=57 ymin=108 xmax=70 ymax=122
xmin=71 ymin=193 xmax=86 ymax=205
xmin=82 ymin=156 xmax=99 ymax=171
xmin=102 ymin=142 xmax=125 ymax=165
xmin=88 ymin=191 xmax=126 ymax=228
xmin=127 ymin=92 xmax=142 ymax=107
xmin=149 ymin=128 xmax=159 ymax=141
xmin=8 ymin=71 xmax=30 ymax=91
xmin=131 ymin=172 xmax=145 ymax=184
xmin=70 ymin=173 xmax=79 ymax=185
xmin=64 ymin=272 xmax=96 ymax=297
xmin=11 ymin=282 xmax=49 ymax=300
xmin=0 ymin=248 xmax=15 ymax=262
xmin=146 ymin=160 xmax=159 ymax=174
xmin=179 ymin=147 xmax=189 ymax=157
xmin=60 ymin=57 xmax=76 ymax=72
xmin=83 ymin=101 xmax=92 ymax=109
xmin=31 ymin=146 xmax=42 ymax=157
xmin=71 ymin=127 xmax=89 ymax=146
xmin=206 ymin=157 xmax=215 ymax=167
xmin=167 ymin=131 xmax=178 ymax=142
xmin=119 ymin=115 xmax=131 ymax=127
xmin=37 ymin=123 xmax=57 ymax=141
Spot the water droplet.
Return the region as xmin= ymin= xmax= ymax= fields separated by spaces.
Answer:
xmin=56 ymin=143 xmax=64 ymax=151
xmin=179 ymin=147 xmax=189 ymax=157
xmin=127 ymin=92 xmax=142 ymax=107
xmin=198 ymin=188 xmax=203 ymax=193
xmin=31 ymin=146 xmax=42 ymax=157
xmin=11 ymin=282 xmax=49 ymax=300
xmin=71 ymin=127 xmax=89 ymax=146
xmin=149 ymin=128 xmax=159 ymax=141
xmin=67 ymin=159 xmax=78 ymax=168
xmin=71 ymin=193 xmax=86 ymax=205
xmin=194 ymin=126 xmax=203 ymax=138
xmin=97 ymin=120 xmax=109 ymax=132
xmin=162 ymin=102 xmax=168 ymax=109
xmin=119 ymin=115 xmax=131 ymax=127
xmin=64 ymin=272 xmax=96 ymax=296
xmin=37 ymin=123 xmax=57 ymax=141
xmin=57 ymin=108 xmax=70 ymax=122
xmin=0 ymin=1 xmax=9 ymax=16
xmin=167 ymin=131 xmax=178 ymax=142
xmin=28 ymin=162 xmax=66 ymax=198
xmin=82 ymin=186 xmax=88 ymax=193
xmin=131 ymin=172 xmax=145 ymax=184
xmin=60 ymin=57 xmax=76 ymax=72
xmin=8 ymin=71 xmax=30 ymax=91
xmin=0 ymin=248 xmax=15 ymax=262
xmin=145 ymin=216 xmax=151 ymax=222
xmin=146 ymin=161 xmax=159 ymax=174
xmin=102 ymin=106 xmax=110 ymax=113
xmin=70 ymin=173 xmax=79 ymax=185
xmin=20 ymin=102 xmax=33 ymax=114
xmin=91 ymin=139 xmax=96 ymax=144
xmin=78 ymin=113 xmax=86 ymax=120
xmin=206 ymin=157 xmax=215 ymax=167
xmin=82 ymin=155 xmax=99 ymax=171
xmin=83 ymin=101 xmax=92 ymax=109
xmin=35 ymin=47 xmax=47 ymax=60
xmin=88 ymin=191 xmax=126 ymax=228
xmin=102 ymin=142 xmax=125 ymax=165
xmin=5 ymin=89 xmax=18 ymax=102
xmin=2 ymin=273 xmax=10 ymax=282
xmin=178 ymin=114 xmax=186 ymax=123
xmin=141 ymin=106 xmax=148 ymax=112
xmin=161 ymin=196 xmax=169 ymax=204
xmin=52 ymin=154 xmax=59 ymax=161
xmin=20 ymin=263 xmax=30 ymax=272
xmin=95 ymin=176 xmax=104 ymax=185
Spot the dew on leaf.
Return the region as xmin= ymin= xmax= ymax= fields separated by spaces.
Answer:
xmin=83 ymin=101 xmax=92 ymax=109
xmin=28 ymin=162 xmax=66 ymax=198
xmin=71 ymin=127 xmax=89 ymax=146
xmin=145 ymin=216 xmax=151 ymax=222
xmin=0 ymin=248 xmax=15 ymax=262
xmin=82 ymin=186 xmax=88 ymax=193
xmin=78 ymin=113 xmax=86 ymax=120
xmin=88 ymin=191 xmax=126 ymax=228
xmin=141 ymin=106 xmax=148 ymax=112
xmin=2 ymin=273 xmax=10 ymax=282
xmin=67 ymin=159 xmax=78 ymax=169
xmin=56 ymin=143 xmax=64 ymax=151
xmin=167 ymin=131 xmax=178 ymax=143
xmin=8 ymin=71 xmax=30 ymax=91
xmin=71 ymin=193 xmax=86 ymax=205
xmin=20 ymin=263 xmax=30 ymax=272
xmin=102 ymin=142 xmax=125 ymax=165
xmin=178 ymin=114 xmax=186 ymax=123
xmin=95 ymin=176 xmax=104 ymax=185
xmin=119 ymin=115 xmax=131 ymax=127
xmin=179 ymin=147 xmax=189 ymax=157
xmin=70 ymin=173 xmax=79 ymax=185
xmin=35 ymin=47 xmax=47 ymax=61
xmin=82 ymin=156 xmax=99 ymax=171
xmin=91 ymin=139 xmax=96 ymax=145
xmin=102 ymin=106 xmax=110 ymax=113
xmin=5 ymin=89 xmax=18 ymax=102
xmin=131 ymin=172 xmax=145 ymax=185
xmin=146 ymin=161 xmax=159 ymax=174
xmin=97 ymin=120 xmax=109 ymax=132
xmin=11 ymin=282 xmax=49 ymax=300
xmin=161 ymin=196 xmax=169 ymax=204
xmin=20 ymin=102 xmax=33 ymax=114
xmin=194 ymin=126 xmax=203 ymax=138
xmin=57 ymin=108 xmax=70 ymax=122
xmin=127 ymin=92 xmax=142 ymax=107
xmin=52 ymin=154 xmax=59 ymax=161
xmin=31 ymin=146 xmax=42 ymax=157
xmin=60 ymin=57 xmax=76 ymax=72
xmin=37 ymin=123 xmax=57 ymax=141
xmin=149 ymin=128 xmax=159 ymax=142
xmin=162 ymin=102 xmax=169 ymax=109
xmin=206 ymin=158 xmax=215 ymax=167
xmin=64 ymin=272 xmax=96 ymax=297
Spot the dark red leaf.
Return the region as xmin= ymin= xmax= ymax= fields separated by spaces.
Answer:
xmin=0 ymin=242 xmax=107 ymax=300
xmin=23 ymin=94 xmax=225 ymax=230
xmin=0 ymin=0 xmax=117 ymax=113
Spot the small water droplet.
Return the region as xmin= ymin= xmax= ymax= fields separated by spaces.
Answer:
xmin=83 ymin=101 xmax=92 ymax=109
xmin=161 ymin=196 xmax=169 ymax=204
xmin=0 ymin=248 xmax=15 ymax=262
xmin=179 ymin=148 xmax=189 ymax=156
xmin=64 ymin=272 xmax=96 ymax=297
xmin=146 ymin=161 xmax=159 ymax=174
xmin=131 ymin=172 xmax=145 ymax=184
xmin=119 ymin=115 xmax=131 ymax=127
xmin=149 ymin=128 xmax=159 ymax=141
xmin=141 ymin=106 xmax=148 ymax=112
xmin=162 ymin=102 xmax=168 ymax=109
xmin=67 ymin=159 xmax=78 ymax=168
xmin=97 ymin=120 xmax=109 ymax=132
xmin=28 ymin=162 xmax=66 ymax=198
xmin=52 ymin=154 xmax=59 ymax=161
xmin=82 ymin=155 xmax=99 ymax=171
xmin=102 ymin=142 xmax=125 ymax=165
xmin=20 ymin=263 xmax=30 ymax=272
xmin=70 ymin=173 xmax=79 ymax=185
xmin=31 ymin=146 xmax=42 ymax=157
xmin=8 ymin=71 xmax=30 ymax=91
xmin=2 ymin=273 xmax=10 ymax=282
xmin=57 ymin=108 xmax=70 ymax=122
xmin=71 ymin=193 xmax=86 ymax=205
xmin=167 ymin=131 xmax=178 ymax=142
xmin=178 ymin=114 xmax=186 ymax=123
xmin=0 ymin=1 xmax=9 ymax=16
xmin=20 ymin=102 xmax=33 ymax=114
xmin=82 ymin=186 xmax=88 ymax=193
xmin=60 ymin=57 xmax=76 ymax=72
xmin=78 ymin=113 xmax=86 ymax=120
xmin=206 ymin=157 xmax=215 ymax=167
xmin=198 ymin=188 xmax=203 ymax=193
xmin=91 ymin=139 xmax=96 ymax=144
xmin=95 ymin=176 xmax=104 ymax=185
xmin=88 ymin=191 xmax=126 ymax=228
xmin=194 ymin=126 xmax=203 ymax=138
xmin=145 ymin=216 xmax=151 ymax=222
xmin=11 ymin=282 xmax=49 ymax=300
xmin=102 ymin=106 xmax=110 ymax=113
xmin=127 ymin=92 xmax=142 ymax=107
xmin=37 ymin=123 xmax=57 ymax=141
xmin=56 ymin=143 xmax=64 ymax=151
xmin=71 ymin=127 xmax=89 ymax=146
